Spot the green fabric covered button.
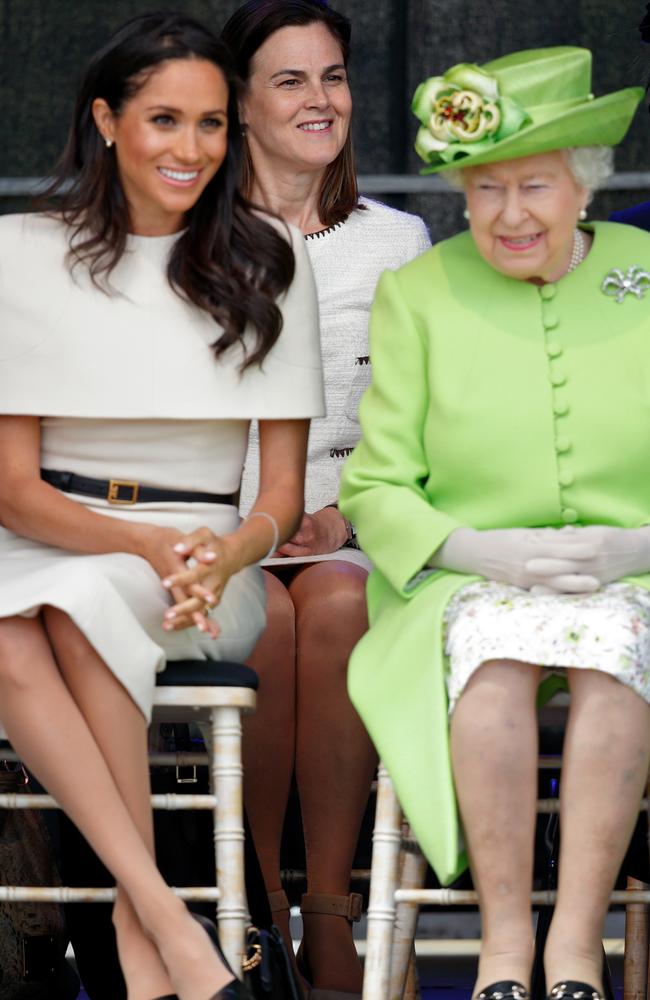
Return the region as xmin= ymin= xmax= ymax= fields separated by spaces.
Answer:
xmin=562 ymin=507 xmax=579 ymax=524
xmin=543 ymin=313 xmax=559 ymax=330
xmin=546 ymin=341 xmax=563 ymax=358
xmin=558 ymin=470 xmax=574 ymax=487
xmin=550 ymin=368 xmax=567 ymax=387
xmin=555 ymin=435 xmax=572 ymax=453
xmin=540 ymin=284 xmax=557 ymax=300
xmin=553 ymin=396 xmax=569 ymax=416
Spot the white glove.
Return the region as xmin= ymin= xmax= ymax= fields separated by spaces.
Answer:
xmin=526 ymin=525 xmax=650 ymax=590
xmin=430 ymin=527 xmax=601 ymax=593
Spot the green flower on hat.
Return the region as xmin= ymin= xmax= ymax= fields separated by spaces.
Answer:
xmin=413 ymin=63 xmax=531 ymax=166
xmin=411 ymin=48 xmax=644 ymax=175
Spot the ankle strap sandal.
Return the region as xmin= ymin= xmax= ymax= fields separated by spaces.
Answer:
xmin=300 ymin=892 xmax=363 ymax=922
xmin=268 ymin=888 xmax=291 ymax=914
xmin=549 ymin=982 xmax=604 ymax=1000
xmin=477 ymin=983 xmax=531 ymax=1000
xmin=297 ymin=893 xmax=363 ymax=1000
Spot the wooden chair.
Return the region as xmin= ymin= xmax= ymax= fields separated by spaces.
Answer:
xmin=0 ymin=659 xmax=258 ymax=976
xmin=362 ymin=695 xmax=650 ymax=1000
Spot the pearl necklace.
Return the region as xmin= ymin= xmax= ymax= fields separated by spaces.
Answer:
xmin=567 ymin=227 xmax=586 ymax=272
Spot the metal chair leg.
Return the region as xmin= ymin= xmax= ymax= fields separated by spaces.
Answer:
xmin=362 ymin=764 xmax=403 ymax=1000
xmin=210 ymin=705 xmax=247 ymax=977
xmin=388 ymin=833 xmax=427 ymax=1000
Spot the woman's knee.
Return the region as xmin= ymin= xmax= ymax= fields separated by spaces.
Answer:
xmin=0 ymin=616 xmax=47 ymax=686
xmin=453 ymin=658 xmax=542 ymax=728
xmin=263 ymin=570 xmax=297 ymax=634
xmin=291 ymin=562 xmax=368 ymax=632
xmin=247 ymin=570 xmax=297 ymax=678
xmin=42 ymin=604 xmax=81 ymax=641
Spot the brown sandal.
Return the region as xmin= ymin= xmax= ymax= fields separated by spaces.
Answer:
xmin=298 ymin=892 xmax=363 ymax=1000
xmin=267 ymin=889 xmax=309 ymax=999
xmin=268 ymin=888 xmax=291 ymax=916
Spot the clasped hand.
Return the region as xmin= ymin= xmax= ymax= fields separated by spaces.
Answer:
xmin=275 ymin=506 xmax=348 ymax=558
xmin=141 ymin=526 xmax=234 ymax=639
xmin=433 ymin=525 xmax=650 ymax=594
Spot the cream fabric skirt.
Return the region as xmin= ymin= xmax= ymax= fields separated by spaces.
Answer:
xmin=0 ymin=496 xmax=266 ymax=721
xmin=443 ymin=580 xmax=650 ymax=713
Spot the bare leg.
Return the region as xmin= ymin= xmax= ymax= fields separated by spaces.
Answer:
xmin=544 ymin=670 xmax=650 ymax=991
xmin=450 ymin=659 xmax=542 ymax=993
xmin=243 ymin=569 xmax=297 ymax=954
xmin=43 ymin=606 xmax=173 ymax=1000
xmin=291 ymin=561 xmax=375 ymax=993
xmin=0 ymin=615 xmax=232 ymax=1000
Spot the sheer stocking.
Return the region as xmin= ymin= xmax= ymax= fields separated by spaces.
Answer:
xmin=451 ymin=659 xmax=541 ymax=994
xmin=291 ymin=561 xmax=375 ymax=993
xmin=42 ymin=607 xmax=174 ymax=1000
xmin=0 ymin=614 xmax=232 ymax=1000
xmin=544 ymin=669 xmax=650 ymax=991
xmin=243 ymin=560 xmax=374 ymax=993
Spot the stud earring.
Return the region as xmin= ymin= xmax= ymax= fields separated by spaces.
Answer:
xmin=105 ymin=138 xmax=113 ymax=149
xmin=579 ymin=208 xmax=587 ymax=220
xmin=463 ymin=208 xmax=470 ymax=221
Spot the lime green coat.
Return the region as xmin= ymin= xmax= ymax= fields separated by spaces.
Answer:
xmin=339 ymin=221 xmax=650 ymax=884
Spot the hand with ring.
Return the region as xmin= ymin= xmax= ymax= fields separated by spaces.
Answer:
xmin=161 ymin=527 xmax=236 ymax=638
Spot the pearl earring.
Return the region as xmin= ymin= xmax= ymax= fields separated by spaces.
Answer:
xmin=579 ymin=208 xmax=587 ymax=221
xmin=105 ymin=138 xmax=113 ymax=149
xmin=463 ymin=208 xmax=470 ymax=221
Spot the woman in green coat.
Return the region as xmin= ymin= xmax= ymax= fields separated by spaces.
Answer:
xmin=340 ymin=46 xmax=650 ymax=1000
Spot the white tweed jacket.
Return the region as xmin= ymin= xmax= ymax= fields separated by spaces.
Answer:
xmin=240 ymin=197 xmax=431 ymax=516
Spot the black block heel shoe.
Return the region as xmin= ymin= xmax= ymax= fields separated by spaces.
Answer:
xmin=476 ymin=982 xmax=531 ymax=1000
xmin=548 ymin=982 xmax=604 ymax=1000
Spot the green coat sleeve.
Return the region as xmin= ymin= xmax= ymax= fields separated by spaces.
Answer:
xmin=339 ymin=267 xmax=465 ymax=597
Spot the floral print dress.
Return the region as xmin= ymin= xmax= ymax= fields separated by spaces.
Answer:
xmin=443 ymin=581 xmax=650 ymax=713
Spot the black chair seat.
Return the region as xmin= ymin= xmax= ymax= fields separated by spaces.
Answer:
xmin=156 ymin=659 xmax=259 ymax=690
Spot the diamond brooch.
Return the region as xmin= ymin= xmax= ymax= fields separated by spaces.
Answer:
xmin=601 ymin=265 xmax=650 ymax=303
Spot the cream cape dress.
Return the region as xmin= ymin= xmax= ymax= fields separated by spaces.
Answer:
xmin=0 ymin=213 xmax=325 ymax=720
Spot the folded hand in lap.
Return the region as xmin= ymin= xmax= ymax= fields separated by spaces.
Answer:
xmin=527 ymin=525 xmax=650 ymax=591
xmin=431 ymin=526 xmax=601 ymax=593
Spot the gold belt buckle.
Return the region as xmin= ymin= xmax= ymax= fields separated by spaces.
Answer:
xmin=107 ymin=479 xmax=139 ymax=505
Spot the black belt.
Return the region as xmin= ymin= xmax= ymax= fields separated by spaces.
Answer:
xmin=41 ymin=469 xmax=236 ymax=507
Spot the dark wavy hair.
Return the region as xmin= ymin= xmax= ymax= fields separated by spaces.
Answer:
xmin=221 ymin=0 xmax=361 ymax=227
xmin=39 ymin=11 xmax=294 ymax=370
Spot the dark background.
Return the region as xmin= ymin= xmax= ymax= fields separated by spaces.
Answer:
xmin=1 ymin=0 xmax=648 ymax=240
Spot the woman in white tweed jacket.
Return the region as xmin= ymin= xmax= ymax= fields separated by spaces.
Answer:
xmin=221 ymin=3 xmax=430 ymax=997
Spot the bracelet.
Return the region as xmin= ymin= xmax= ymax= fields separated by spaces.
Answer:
xmin=245 ymin=511 xmax=279 ymax=561
xmin=325 ymin=503 xmax=356 ymax=549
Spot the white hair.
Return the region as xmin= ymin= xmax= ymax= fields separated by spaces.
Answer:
xmin=562 ymin=146 xmax=614 ymax=199
xmin=444 ymin=145 xmax=614 ymax=201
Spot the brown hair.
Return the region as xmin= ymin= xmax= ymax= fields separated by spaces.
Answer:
xmin=221 ymin=0 xmax=362 ymax=227
xmin=38 ymin=11 xmax=295 ymax=370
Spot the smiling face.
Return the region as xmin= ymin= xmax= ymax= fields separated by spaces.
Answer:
xmin=239 ymin=22 xmax=352 ymax=177
xmin=92 ymin=57 xmax=229 ymax=235
xmin=462 ymin=151 xmax=590 ymax=282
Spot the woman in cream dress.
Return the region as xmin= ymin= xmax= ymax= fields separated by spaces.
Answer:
xmin=0 ymin=12 xmax=323 ymax=1000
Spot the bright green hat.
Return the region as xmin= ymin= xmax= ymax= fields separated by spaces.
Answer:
xmin=412 ymin=46 xmax=644 ymax=174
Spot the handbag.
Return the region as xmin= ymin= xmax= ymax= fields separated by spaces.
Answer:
xmin=0 ymin=764 xmax=79 ymax=1000
xmin=243 ymin=924 xmax=303 ymax=1000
